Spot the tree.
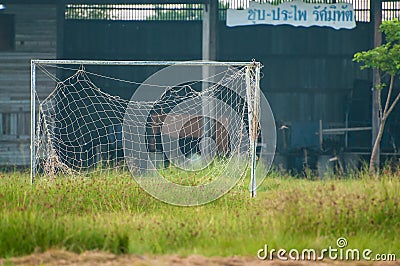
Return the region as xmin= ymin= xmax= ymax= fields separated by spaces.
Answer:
xmin=353 ymin=18 xmax=400 ymax=175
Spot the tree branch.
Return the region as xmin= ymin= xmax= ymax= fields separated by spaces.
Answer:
xmin=375 ymin=69 xmax=383 ymax=119
xmin=383 ymin=75 xmax=395 ymax=117
xmin=384 ymin=80 xmax=400 ymax=120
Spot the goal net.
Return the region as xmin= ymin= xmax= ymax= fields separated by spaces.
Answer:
xmin=31 ymin=60 xmax=274 ymax=203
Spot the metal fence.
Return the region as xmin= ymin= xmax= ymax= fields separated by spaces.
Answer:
xmin=382 ymin=1 xmax=400 ymax=20
xmin=65 ymin=4 xmax=205 ymax=21
xmin=64 ymin=0 xmax=399 ymax=22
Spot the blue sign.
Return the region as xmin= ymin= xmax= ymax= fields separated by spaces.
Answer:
xmin=227 ymin=1 xmax=356 ymax=29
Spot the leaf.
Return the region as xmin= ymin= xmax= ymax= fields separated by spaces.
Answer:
xmin=376 ymin=83 xmax=386 ymax=90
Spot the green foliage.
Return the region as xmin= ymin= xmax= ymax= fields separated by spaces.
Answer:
xmin=65 ymin=4 xmax=116 ymax=20
xmin=148 ymin=2 xmax=230 ymax=21
xmin=353 ymin=18 xmax=400 ymax=78
xmin=149 ymin=4 xmax=203 ymax=21
xmin=0 ymin=170 xmax=399 ymax=258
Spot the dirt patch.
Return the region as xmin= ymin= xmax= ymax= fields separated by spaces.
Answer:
xmin=0 ymin=250 xmax=398 ymax=266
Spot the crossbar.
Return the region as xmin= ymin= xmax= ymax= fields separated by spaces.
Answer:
xmin=31 ymin=59 xmax=260 ymax=67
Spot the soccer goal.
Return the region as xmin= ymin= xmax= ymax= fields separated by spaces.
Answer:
xmin=31 ymin=60 xmax=273 ymax=200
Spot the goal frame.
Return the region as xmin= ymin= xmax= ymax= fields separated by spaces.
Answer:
xmin=30 ymin=59 xmax=261 ymax=196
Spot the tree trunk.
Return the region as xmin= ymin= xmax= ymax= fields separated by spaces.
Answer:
xmin=369 ymin=76 xmax=399 ymax=176
xmin=369 ymin=118 xmax=386 ymax=175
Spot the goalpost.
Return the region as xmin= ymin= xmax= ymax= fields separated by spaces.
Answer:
xmin=30 ymin=59 xmax=262 ymax=199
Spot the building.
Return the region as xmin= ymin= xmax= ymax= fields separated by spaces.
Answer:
xmin=0 ymin=0 xmax=56 ymax=166
xmin=1 ymin=0 xmax=399 ymax=172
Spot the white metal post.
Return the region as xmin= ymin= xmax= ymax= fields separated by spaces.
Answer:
xmin=30 ymin=60 xmax=255 ymax=67
xmin=246 ymin=65 xmax=260 ymax=198
xmin=253 ymin=64 xmax=261 ymax=196
xmin=30 ymin=60 xmax=36 ymax=185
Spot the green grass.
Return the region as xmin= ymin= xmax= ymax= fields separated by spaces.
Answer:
xmin=0 ymin=169 xmax=399 ymax=259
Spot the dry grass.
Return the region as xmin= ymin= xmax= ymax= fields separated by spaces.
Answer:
xmin=0 ymin=169 xmax=399 ymax=263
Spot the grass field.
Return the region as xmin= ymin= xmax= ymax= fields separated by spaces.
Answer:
xmin=0 ymin=168 xmax=399 ymax=262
